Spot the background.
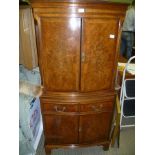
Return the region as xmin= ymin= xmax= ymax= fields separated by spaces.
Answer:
xmin=0 ymin=0 xmax=155 ymax=154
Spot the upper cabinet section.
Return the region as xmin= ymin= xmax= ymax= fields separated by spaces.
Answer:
xmin=30 ymin=1 xmax=127 ymax=93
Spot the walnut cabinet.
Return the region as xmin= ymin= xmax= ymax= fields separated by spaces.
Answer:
xmin=30 ymin=0 xmax=127 ymax=154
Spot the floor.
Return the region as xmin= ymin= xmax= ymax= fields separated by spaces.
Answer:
xmin=36 ymin=127 xmax=135 ymax=155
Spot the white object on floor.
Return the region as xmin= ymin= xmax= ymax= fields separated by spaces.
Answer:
xmin=118 ymin=62 xmax=135 ymax=75
xmin=120 ymin=56 xmax=135 ymax=129
xmin=19 ymin=65 xmax=43 ymax=155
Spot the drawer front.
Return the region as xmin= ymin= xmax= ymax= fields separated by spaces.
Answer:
xmin=42 ymin=102 xmax=79 ymax=113
xmin=80 ymin=100 xmax=114 ymax=113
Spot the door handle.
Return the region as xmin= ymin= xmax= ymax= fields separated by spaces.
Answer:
xmin=91 ymin=104 xmax=103 ymax=111
xmin=81 ymin=52 xmax=85 ymax=62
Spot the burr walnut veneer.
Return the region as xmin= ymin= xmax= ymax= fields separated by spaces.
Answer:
xmin=30 ymin=0 xmax=127 ymax=154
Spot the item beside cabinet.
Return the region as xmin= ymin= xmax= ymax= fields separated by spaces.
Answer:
xmin=19 ymin=6 xmax=38 ymax=70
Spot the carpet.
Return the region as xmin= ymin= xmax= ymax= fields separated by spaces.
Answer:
xmin=48 ymin=127 xmax=135 ymax=155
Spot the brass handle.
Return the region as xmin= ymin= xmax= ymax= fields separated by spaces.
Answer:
xmin=91 ymin=104 xmax=103 ymax=111
xmin=79 ymin=127 xmax=82 ymax=132
xmin=81 ymin=52 xmax=85 ymax=62
xmin=54 ymin=106 xmax=66 ymax=112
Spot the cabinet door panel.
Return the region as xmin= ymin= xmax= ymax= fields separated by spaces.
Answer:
xmin=38 ymin=17 xmax=81 ymax=91
xmin=43 ymin=114 xmax=79 ymax=144
xmin=79 ymin=112 xmax=112 ymax=143
xmin=81 ymin=18 xmax=119 ymax=92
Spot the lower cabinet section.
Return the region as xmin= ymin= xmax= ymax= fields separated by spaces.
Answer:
xmin=43 ymin=112 xmax=112 ymax=146
xmin=41 ymin=95 xmax=115 ymax=153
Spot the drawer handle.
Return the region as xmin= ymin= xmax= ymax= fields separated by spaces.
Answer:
xmin=91 ymin=104 xmax=103 ymax=111
xmin=54 ymin=106 xmax=66 ymax=112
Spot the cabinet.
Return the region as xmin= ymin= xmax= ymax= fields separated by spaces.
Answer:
xmin=41 ymin=95 xmax=115 ymax=153
xmin=30 ymin=0 xmax=127 ymax=154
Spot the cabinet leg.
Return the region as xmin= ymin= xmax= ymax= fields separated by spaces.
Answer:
xmin=45 ymin=146 xmax=51 ymax=155
xmin=103 ymin=144 xmax=109 ymax=151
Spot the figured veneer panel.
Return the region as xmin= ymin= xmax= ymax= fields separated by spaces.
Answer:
xmin=81 ymin=18 xmax=119 ymax=92
xmin=79 ymin=112 xmax=112 ymax=143
xmin=44 ymin=114 xmax=79 ymax=144
xmin=38 ymin=17 xmax=81 ymax=92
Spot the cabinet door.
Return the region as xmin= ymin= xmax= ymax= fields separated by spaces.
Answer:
xmin=43 ymin=114 xmax=79 ymax=144
xmin=37 ymin=17 xmax=81 ymax=91
xmin=79 ymin=112 xmax=112 ymax=143
xmin=81 ymin=18 xmax=119 ymax=92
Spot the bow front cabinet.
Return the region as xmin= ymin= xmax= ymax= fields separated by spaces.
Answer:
xmin=30 ymin=0 xmax=127 ymax=154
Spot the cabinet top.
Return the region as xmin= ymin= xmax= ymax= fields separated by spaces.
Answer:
xmin=29 ymin=0 xmax=128 ymax=8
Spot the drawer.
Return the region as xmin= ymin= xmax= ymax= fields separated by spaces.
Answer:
xmin=80 ymin=101 xmax=113 ymax=113
xmin=42 ymin=102 xmax=79 ymax=113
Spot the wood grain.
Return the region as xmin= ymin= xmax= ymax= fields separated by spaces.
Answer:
xmin=81 ymin=18 xmax=119 ymax=92
xmin=42 ymin=102 xmax=79 ymax=114
xmin=30 ymin=1 xmax=127 ymax=154
xmin=79 ymin=112 xmax=113 ymax=143
xmin=44 ymin=114 xmax=79 ymax=144
xmin=38 ymin=17 xmax=81 ymax=91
